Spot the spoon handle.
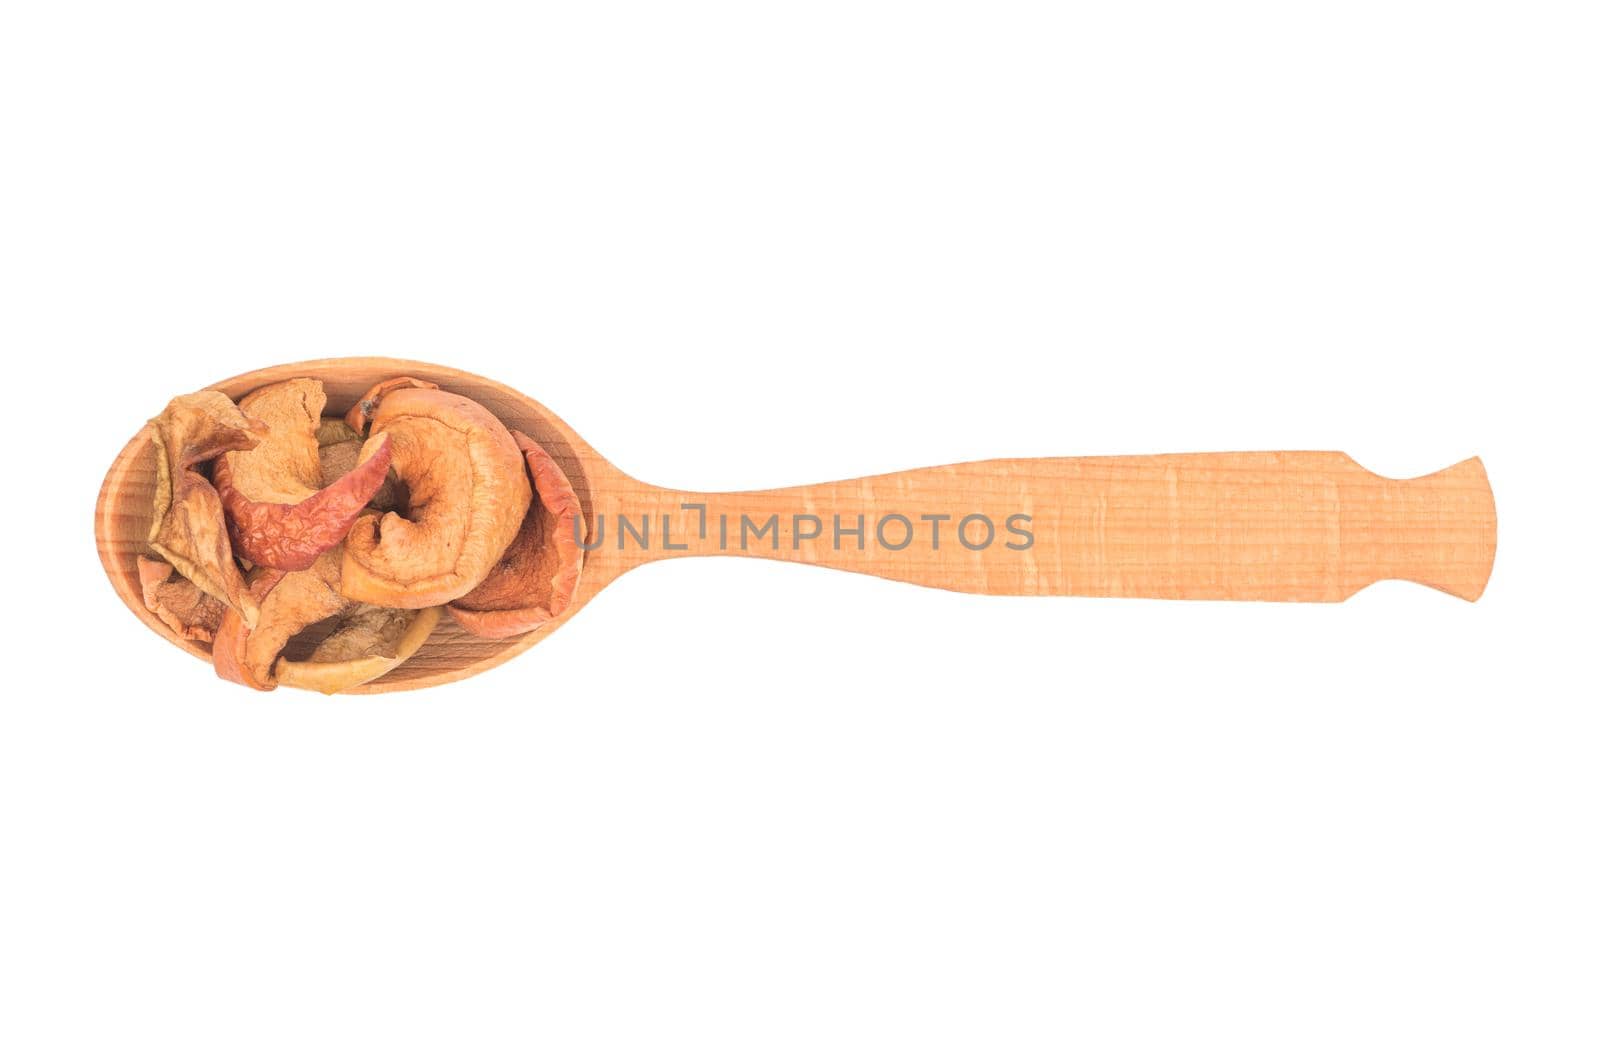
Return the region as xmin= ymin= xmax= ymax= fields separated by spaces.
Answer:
xmin=611 ymin=452 xmax=1495 ymax=601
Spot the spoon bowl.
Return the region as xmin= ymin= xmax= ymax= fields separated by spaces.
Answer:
xmin=97 ymin=358 xmax=619 ymax=692
xmin=98 ymin=357 xmax=1497 ymax=693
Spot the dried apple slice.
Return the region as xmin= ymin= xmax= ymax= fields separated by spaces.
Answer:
xmin=219 ymin=379 xmax=325 ymax=501
xmin=217 ymin=438 xmax=392 ymax=571
xmin=448 ymin=430 xmax=585 ymax=638
xmin=344 ymin=375 xmax=438 ymax=434
xmin=316 ymin=417 xmax=360 ymax=446
xmin=317 ymin=417 xmax=400 ymax=511
xmin=340 ymin=387 xmax=532 ymax=608
xmin=318 ymin=436 xmax=363 ymax=489
xmin=317 ymin=416 xmax=363 ymax=488
xmin=136 ymin=556 xmax=227 ymax=643
xmin=212 ymin=379 xmax=393 ymax=571
xmin=213 ymin=549 xmax=348 ymax=691
xmin=147 ymin=390 xmax=266 ymax=626
xmin=274 ymin=606 xmax=442 ymax=695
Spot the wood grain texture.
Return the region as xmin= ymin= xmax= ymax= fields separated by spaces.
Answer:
xmin=615 ymin=454 xmax=1496 ymax=602
xmin=96 ymin=358 xmax=1497 ymax=693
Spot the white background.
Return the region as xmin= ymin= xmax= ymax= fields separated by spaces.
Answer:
xmin=2 ymin=2 xmax=1596 ymax=1052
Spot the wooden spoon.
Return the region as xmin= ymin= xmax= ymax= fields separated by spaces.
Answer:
xmin=96 ymin=357 xmax=1497 ymax=693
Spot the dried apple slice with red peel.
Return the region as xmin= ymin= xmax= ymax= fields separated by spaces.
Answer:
xmin=448 ymin=430 xmax=586 ymax=638
xmin=340 ymin=386 xmax=532 ymax=608
xmin=216 ymin=435 xmax=392 ymax=571
xmin=212 ymin=379 xmax=394 ymax=572
xmin=317 ymin=417 xmax=400 ymax=510
xmin=147 ymin=390 xmax=266 ymax=626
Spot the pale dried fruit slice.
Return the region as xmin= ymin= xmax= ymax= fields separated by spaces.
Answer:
xmin=340 ymin=387 xmax=532 ymax=608
xmin=147 ymin=390 xmax=266 ymax=626
xmin=212 ymin=549 xmax=349 ymax=691
xmin=218 ymin=379 xmax=325 ymax=502
xmin=212 ymin=379 xmax=393 ymax=571
xmin=448 ymin=430 xmax=585 ymax=638
xmin=274 ymin=606 xmax=442 ymax=695
xmin=318 ymin=437 xmax=363 ymax=489
xmin=316 ymin=417 xmax=361 ymax=446
xmin=136 ymin=556 xmax=226 ymax=643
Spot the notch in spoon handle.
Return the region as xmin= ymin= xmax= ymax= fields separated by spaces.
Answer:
xmin=621 ymin=452 xmax=1496 ymax=601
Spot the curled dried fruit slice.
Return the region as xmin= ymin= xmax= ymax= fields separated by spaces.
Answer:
xmin=344 ymin=375 xmax=438 ymax=434
xmin=213 ymin=549 xmax=348 ymax=691
xmin=448 ymin=430 xmax=585 ymax=638
xmin=317 ymin=417 xmax=400 ymax=511
xmin=137 ymin=556 xmax=226 ymax=642
xmin=212 ymin=379 xmax=393 ymax=571
xmin=274 ymin=606 xmax=442 ymax=695
xmin=217 ymin=438 xmax=392 ymax=571
xmin=340 ymin=387 xmax=532 ymax=608
xmin=147 ymin=390 xmax=266 ymax=626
